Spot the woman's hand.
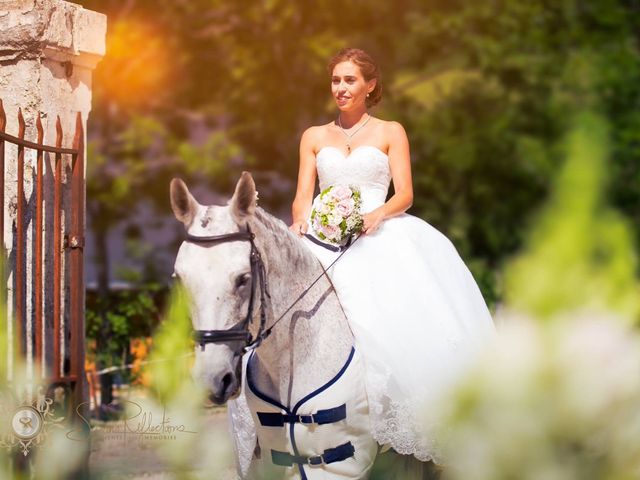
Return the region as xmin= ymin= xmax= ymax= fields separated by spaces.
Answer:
xmin=289 ymin=220 xmax=308 ymax=237
xmin=362 ymin=209 xmax=385 ymax=235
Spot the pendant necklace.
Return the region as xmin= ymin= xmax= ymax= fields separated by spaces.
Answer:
xmin=337 ymin=113 xmax=371 ymax=153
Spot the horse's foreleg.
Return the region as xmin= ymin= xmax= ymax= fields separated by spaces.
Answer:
xmin=244 ymin=455 xmax=262 ymax=480
xmin=243 ymin=440 xmax=272 ymax=480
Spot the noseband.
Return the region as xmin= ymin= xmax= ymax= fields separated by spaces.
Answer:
xmin=186 ymin=225 xmax=271 ymax=354
xmin=184 ymin=224 xmax=361 ymax=357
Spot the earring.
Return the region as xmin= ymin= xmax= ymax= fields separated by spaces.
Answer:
xmin=366 ymin=93 xmax=370 ymax=98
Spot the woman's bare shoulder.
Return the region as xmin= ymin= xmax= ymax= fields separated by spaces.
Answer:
xmin=368 ymin=118 xmax=407 ymax=151
xmin=302 ymin=123 xmax=331 ymax=137
xmin=301 ymin=122 xmax=334 ymax=152
xmin=374 ymin=118 xmax=406 ymax=135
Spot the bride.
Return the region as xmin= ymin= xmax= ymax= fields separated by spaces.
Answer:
xmin=288 ymin=48 xmax=496 ymax=463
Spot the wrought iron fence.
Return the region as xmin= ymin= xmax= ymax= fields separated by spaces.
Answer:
xmin=0 ymin=99 xmax=85 ymax=420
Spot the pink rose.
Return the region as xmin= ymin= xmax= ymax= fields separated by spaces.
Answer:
xmin=332 ymin=185 xmax=352 ymax=201
xmin=336 ymin=198 xmax=355 ymax=217
xmin=321 ymin=224 xmax=339 ymax=241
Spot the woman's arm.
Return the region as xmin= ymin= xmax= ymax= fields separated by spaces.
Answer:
xmin=363 ymin=121 xmax=413 ymax=234
xmin=289 ymin=127 xmax=318 ymax=236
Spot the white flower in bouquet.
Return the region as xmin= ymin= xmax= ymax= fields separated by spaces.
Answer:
xmin=345 ymin=214 xmax=360 ymax=231
xmin=327 ymin=211 xmax=343 ymax=226
xmin=310 ymin=185 xmax=363 ymax=245
xmin=319 ymin=201 xmax=331 ymax=215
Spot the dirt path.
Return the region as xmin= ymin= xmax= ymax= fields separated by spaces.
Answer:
xmin=88 ymin=391 xmax=238 ymax=479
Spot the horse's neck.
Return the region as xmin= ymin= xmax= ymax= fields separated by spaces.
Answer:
xmin=249 ymin=211 xmax=353 ymax=406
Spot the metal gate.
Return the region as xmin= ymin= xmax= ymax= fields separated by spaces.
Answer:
xmin=0 ymin=99 xmax=85 ymax=420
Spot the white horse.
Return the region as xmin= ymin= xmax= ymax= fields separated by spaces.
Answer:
xmin=170 ymin=173 xmax=434 ymax=479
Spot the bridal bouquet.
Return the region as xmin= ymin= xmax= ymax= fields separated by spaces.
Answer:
xmin=311 ymin=185 xmax=364 ymax=245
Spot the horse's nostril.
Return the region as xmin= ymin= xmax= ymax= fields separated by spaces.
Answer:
xmin=208 ymin=371 xmax=237 ymax=405
xmin=221 ymin=372 xmax=233 ymax=394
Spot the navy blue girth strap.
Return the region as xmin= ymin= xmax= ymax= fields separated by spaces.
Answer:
xmin=271 ymin=441 xmax=355 ymax=467
xmin=257 ymin=404 xmax=346 ymax=427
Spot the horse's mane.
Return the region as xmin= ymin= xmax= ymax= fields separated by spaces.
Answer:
xmin=252 ymin=207 xmax=319 ymax=272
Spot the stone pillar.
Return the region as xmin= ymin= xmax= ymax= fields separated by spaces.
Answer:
xmin=0 ymin=0 xmax=105 ymax=381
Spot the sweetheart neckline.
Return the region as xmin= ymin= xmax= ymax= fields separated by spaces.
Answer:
xmin=316 ymin=145 xmax=389 ymax=160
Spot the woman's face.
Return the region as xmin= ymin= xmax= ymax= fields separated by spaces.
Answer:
xmin=331 ymin=61 xmax=375 ymax=111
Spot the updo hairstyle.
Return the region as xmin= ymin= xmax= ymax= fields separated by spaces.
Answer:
xmin=327 ymin=48 xmax=382 ymax=108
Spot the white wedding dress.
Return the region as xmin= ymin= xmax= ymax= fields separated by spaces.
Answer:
xmin=301 ymin=145 xmax=496 ymax=463
xmin=228 ymin=145 xmax=495 ymax=473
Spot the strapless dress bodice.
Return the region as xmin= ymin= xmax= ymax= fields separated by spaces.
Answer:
xmin=316 ymin=146 xmax=391 ymax=212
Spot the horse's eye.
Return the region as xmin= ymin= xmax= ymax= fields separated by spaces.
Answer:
xmin=235 ymin=273 xmax=251 ymax=289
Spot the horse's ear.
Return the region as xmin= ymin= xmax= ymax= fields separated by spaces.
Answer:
xmin=170 ymin=178 xmax=199 ymax=226
xmin=230 ymin=171 xmax=257 ymax=220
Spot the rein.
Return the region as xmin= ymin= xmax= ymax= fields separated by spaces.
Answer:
xmin=186 ymin=225 xmax=360 ymax=355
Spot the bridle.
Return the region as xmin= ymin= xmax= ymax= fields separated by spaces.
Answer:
xmin=184 ymin=224 xmax=361 ymax=356
xmin=186 ymin=225 xmax=271 ymax=354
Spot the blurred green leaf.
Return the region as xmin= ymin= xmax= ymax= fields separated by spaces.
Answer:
xmin=505 ymin=112 xmax=640 ymax=322
xmin=146 ymin=285 xmax=197 ymax=403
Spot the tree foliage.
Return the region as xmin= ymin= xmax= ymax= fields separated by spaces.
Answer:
xmin=393 ymin=0 xmax=640 ymax=301
xmin=86 ymin=283 xmax=164 ymax=372
xmin=76 ymin=0 xmax=640 ymax=308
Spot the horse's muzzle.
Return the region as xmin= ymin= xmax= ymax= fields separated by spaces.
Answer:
xmin=206 ymin=359 xmax=243 ymax=405
xmin=208 ymin=373 xmax=238 ymax=404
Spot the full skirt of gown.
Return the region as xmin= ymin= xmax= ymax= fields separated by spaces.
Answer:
xmin=302 ymin=210 xmax=495 ymax=463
